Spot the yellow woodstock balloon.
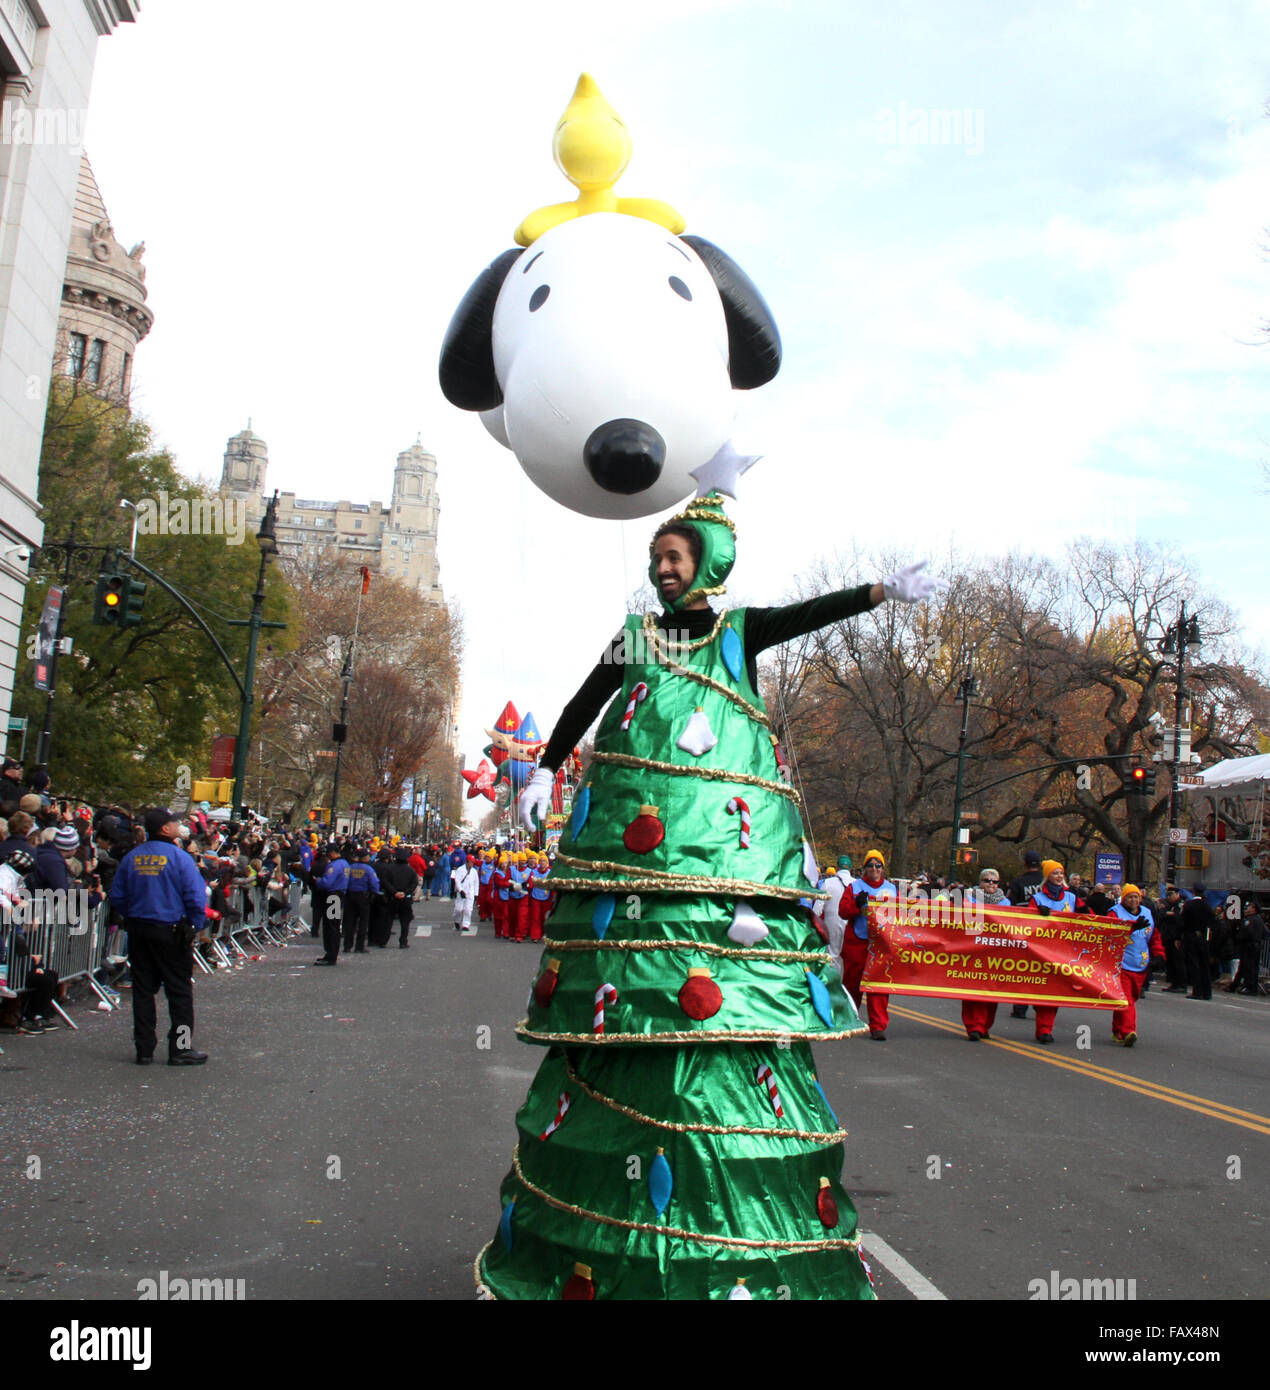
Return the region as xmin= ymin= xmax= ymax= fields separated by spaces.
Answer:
xmin=514 ymin=73 xmax=685 ymax=247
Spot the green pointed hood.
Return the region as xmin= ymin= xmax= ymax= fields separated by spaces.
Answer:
xmin=648 ymin=492 xmax=736 ymax=613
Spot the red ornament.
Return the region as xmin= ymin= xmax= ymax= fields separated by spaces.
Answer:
xmin=622 ymin=804 xmax=665 ymax=855
xmin=816 ymin=1177 xmax=839 ymax=1229
xmin=562 ymin=1262 xmax=595 ymax=1300
xmin=678 ymin=967 xmax=723 ymax=1020
xmin=533 ymin=958 xmax=562 ymax=1009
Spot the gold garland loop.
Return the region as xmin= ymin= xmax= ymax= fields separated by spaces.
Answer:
xmin=560 ymin=1054 xmax=848 ymax=1143
xmin=511 ymin=1146 xmax=860 ymax=1252
xmin=515 ymin=1019 xmax=868 ymax=1045
xmin=590 ymin=750 xmax=797 ymax=801
xmin=552 ymin=854 xmax=826 ymax=902
xmin=542 ymin=934 xmax=834 ymax=963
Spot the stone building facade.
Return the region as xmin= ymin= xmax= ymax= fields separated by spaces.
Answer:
xmin=219 ymin=429 xmax=445 ymax=604
xmin=0 ymin=0 xmax=139 ymax=737
xmin=54 ymin=152 xmax=151 ymax=399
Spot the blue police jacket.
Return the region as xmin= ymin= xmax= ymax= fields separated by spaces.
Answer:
xmin=108 ymin=838 xmax=208 ymax=924
xmin=346 ymin=862 xmax=381 ymax=894
xmin=316 ymin=858 xmax=349 ymax=892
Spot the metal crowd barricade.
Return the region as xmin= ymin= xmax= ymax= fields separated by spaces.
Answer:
xmin=0 ymin=876 xmax=311 ymax=1036
xmin=0 ymin=891 xmax=112 ymax=1030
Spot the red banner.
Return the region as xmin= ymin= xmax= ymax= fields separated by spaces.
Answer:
xmin=861 ymin=899 xmax=1129 ymax=1009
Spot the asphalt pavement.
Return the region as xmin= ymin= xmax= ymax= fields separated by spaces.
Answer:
xmin=1 ymin=894 xmax=1266 ymax=1302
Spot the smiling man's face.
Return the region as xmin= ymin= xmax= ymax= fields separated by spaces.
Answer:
xmin=653 ymin=532 xmax=697 ymax=605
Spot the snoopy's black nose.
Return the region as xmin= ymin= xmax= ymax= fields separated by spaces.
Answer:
xmin=584 ymin=419 xmax=665 ymax=495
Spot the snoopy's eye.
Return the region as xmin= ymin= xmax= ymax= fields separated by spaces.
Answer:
xmin=668 ymin=276 xmax=692 ymax=301
xmin=529 ymin=285 xmax=550 ymax=312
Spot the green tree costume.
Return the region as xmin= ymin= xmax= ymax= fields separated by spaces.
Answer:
xmin=475 ymin=495 xmax=875 ymax=1300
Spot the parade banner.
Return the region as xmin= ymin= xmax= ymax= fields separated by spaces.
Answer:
xmin=862 ymin=896 xmax=1129 ymax=1008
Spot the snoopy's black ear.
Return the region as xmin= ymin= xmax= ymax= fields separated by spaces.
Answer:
xmin=439 ymin=248 xmax=524 ymax=411
xmin=682 ymin=235 xmax=781 ymax=389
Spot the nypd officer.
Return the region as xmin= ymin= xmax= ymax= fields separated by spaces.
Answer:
xmin=108 ymin=807 xmax=210 ymax=1066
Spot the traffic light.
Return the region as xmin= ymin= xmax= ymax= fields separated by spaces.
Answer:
xmin=93 ymin=570 xmax=127 ymax=625
xmin=121 ymin=574 xmax=147 ymax=627
xmin=1143 ymin=768 xmax=1157 ymax=796
xmin=955 ymin=847 xmax=978 ymax=865
xmin=1125 ymin=765 xmax=1148 ymax=797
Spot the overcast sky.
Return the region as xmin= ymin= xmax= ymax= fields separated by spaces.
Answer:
xmin=83 ymin=1 xmax=1270 ymax=814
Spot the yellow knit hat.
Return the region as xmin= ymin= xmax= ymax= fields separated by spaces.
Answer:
xmin=1041 ymin=859 xmax=1063 ymax=879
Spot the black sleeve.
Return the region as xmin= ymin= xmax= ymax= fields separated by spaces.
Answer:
xmin=540 ymin=636 xmax=625 ymax=771
xmin=745 ymin=585 xmax=877 ymax=655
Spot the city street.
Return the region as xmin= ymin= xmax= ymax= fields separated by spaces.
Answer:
xmin=1 ymin=894 xmax=1266 ymax=1303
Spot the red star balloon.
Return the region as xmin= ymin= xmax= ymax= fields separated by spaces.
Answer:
xmin=461 ymin=758 xmax=497 ymax=801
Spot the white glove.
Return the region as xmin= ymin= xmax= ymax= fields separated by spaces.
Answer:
xmin=882 ymin=560 xmax=947 ymax=604
xmin=518 ymin=767 xmax=554 ymax=831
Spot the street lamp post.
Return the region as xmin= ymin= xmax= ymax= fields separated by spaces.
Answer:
xmin=1162 ymin=603 xmax=1201 ymax=888
xmin=948 ymin=653 xmax=979 ymax=883
xmin=230 ymin=492 xmax=279 ymax=821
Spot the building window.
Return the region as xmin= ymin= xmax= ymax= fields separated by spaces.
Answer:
xmin=121 ymin=353 xmax=132 ymax=394
xmin=86 ymin=339 xmax=105 ymax=386
xmin=355 ymin=519 xmax=362 ymax=529
xmin=68 ymin=333 xmax=87 ymax=378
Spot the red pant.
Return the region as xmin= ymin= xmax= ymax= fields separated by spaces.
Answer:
xmin=1033 ymin=1005 xmax=1058 ymax=1037
xmin=508 ymin=895 xmax=528 ymax=941
xmin=865 ymin=992 xmax=890 ymax=1033
xmin=477 ymin=881 xmax=491 ymax=921
xmin=961 ymin=1000 xmax=998 ymax=1036
xmin=840 ymin=936 xmax=869 ymax=1007
xmin=1112 ymin=968 xmax=1146 ymax=1037
xmin=527 ymin=896 xmax=548 ymax=942
xmin=492 ymin=896 xmax=507 ymax=937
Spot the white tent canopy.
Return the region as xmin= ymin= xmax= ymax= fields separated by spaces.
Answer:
xmin=1179 ymin=754 xmax=1270 ymax=796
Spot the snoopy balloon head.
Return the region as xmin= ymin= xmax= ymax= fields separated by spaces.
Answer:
xmin=439 ymin=74 xmax=781 ymax=521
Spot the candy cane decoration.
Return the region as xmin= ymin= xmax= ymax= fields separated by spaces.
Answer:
xmin=539 ymin=1090 xmax=571 ymax=1141
xmin=755 ymin=1062 xmax=784 ymax=1118
xmin=727 ymin=796 xmax=752 ymax=849
xmin=593 ymin=983 xmax=619 ymax=1034
xmin=620 ymin=682 xmax=649 ymax=731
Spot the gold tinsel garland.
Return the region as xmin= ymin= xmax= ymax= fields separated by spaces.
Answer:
xmin=560 ymin=1054 xmax=849 ymax=1143
xmin=551 ymin=854 xmax=826 ymax=902
xmin=510 ymin=1146 xmax=861 ymax=1252
xmin=638 ymin=613 xmax=771 ymax=726
xmin=515 ymin=1020 xmax=868 ymax=1044
xmin=542 ymin=934 xmax=833 ymax=963
xmin=590 ymin=750 xmax=796 ymax=800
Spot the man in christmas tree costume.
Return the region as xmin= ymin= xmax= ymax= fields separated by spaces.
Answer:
xmin=474 ymin=493 xmax=943 ymax=1299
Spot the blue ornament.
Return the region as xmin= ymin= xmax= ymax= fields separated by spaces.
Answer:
xmin=806 ymin=970 xmax=834 ymax=1027
xmin=592 ymin=893 xmax=616 ymax=939
xmin=649 ymin=1149 xmax=673 ymax=1215
xmin=498 ymin=1200 xmax=515 ymax=1252
xmin=721 ymin=625 xmax=744 ymax=681
xmin=813 ymin=1075 xmax=839 ymax=1127
xmin=571 ymin=785 xmax=591 ymax=837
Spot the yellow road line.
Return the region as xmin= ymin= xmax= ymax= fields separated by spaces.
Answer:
xmin=887 ymin=1003 xmax=1270 ymax=1138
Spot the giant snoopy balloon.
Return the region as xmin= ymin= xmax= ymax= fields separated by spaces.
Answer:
xmin=439 ymin=74 xmax=781 ymax=521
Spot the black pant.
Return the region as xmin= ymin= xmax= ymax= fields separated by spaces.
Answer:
xmin=1163 ymin=933 xmax=1186 ymax=987
xmin=388 ymin=897 xmax=413 ymax=944
xmin=343 ymin=893 xmax=371 ymax=951
xmin=127 ymin=919 xmax=195 ymax=1057
xmin=319 ymin=892 xmax=344 ymax=959
xmin=1183 ymin=933 xmax=1211 ymax=998
xmin=1232 ymin=950 xmax=1260 ymax=993
xmin=368 ymin=895 xmax=391 ymax=948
